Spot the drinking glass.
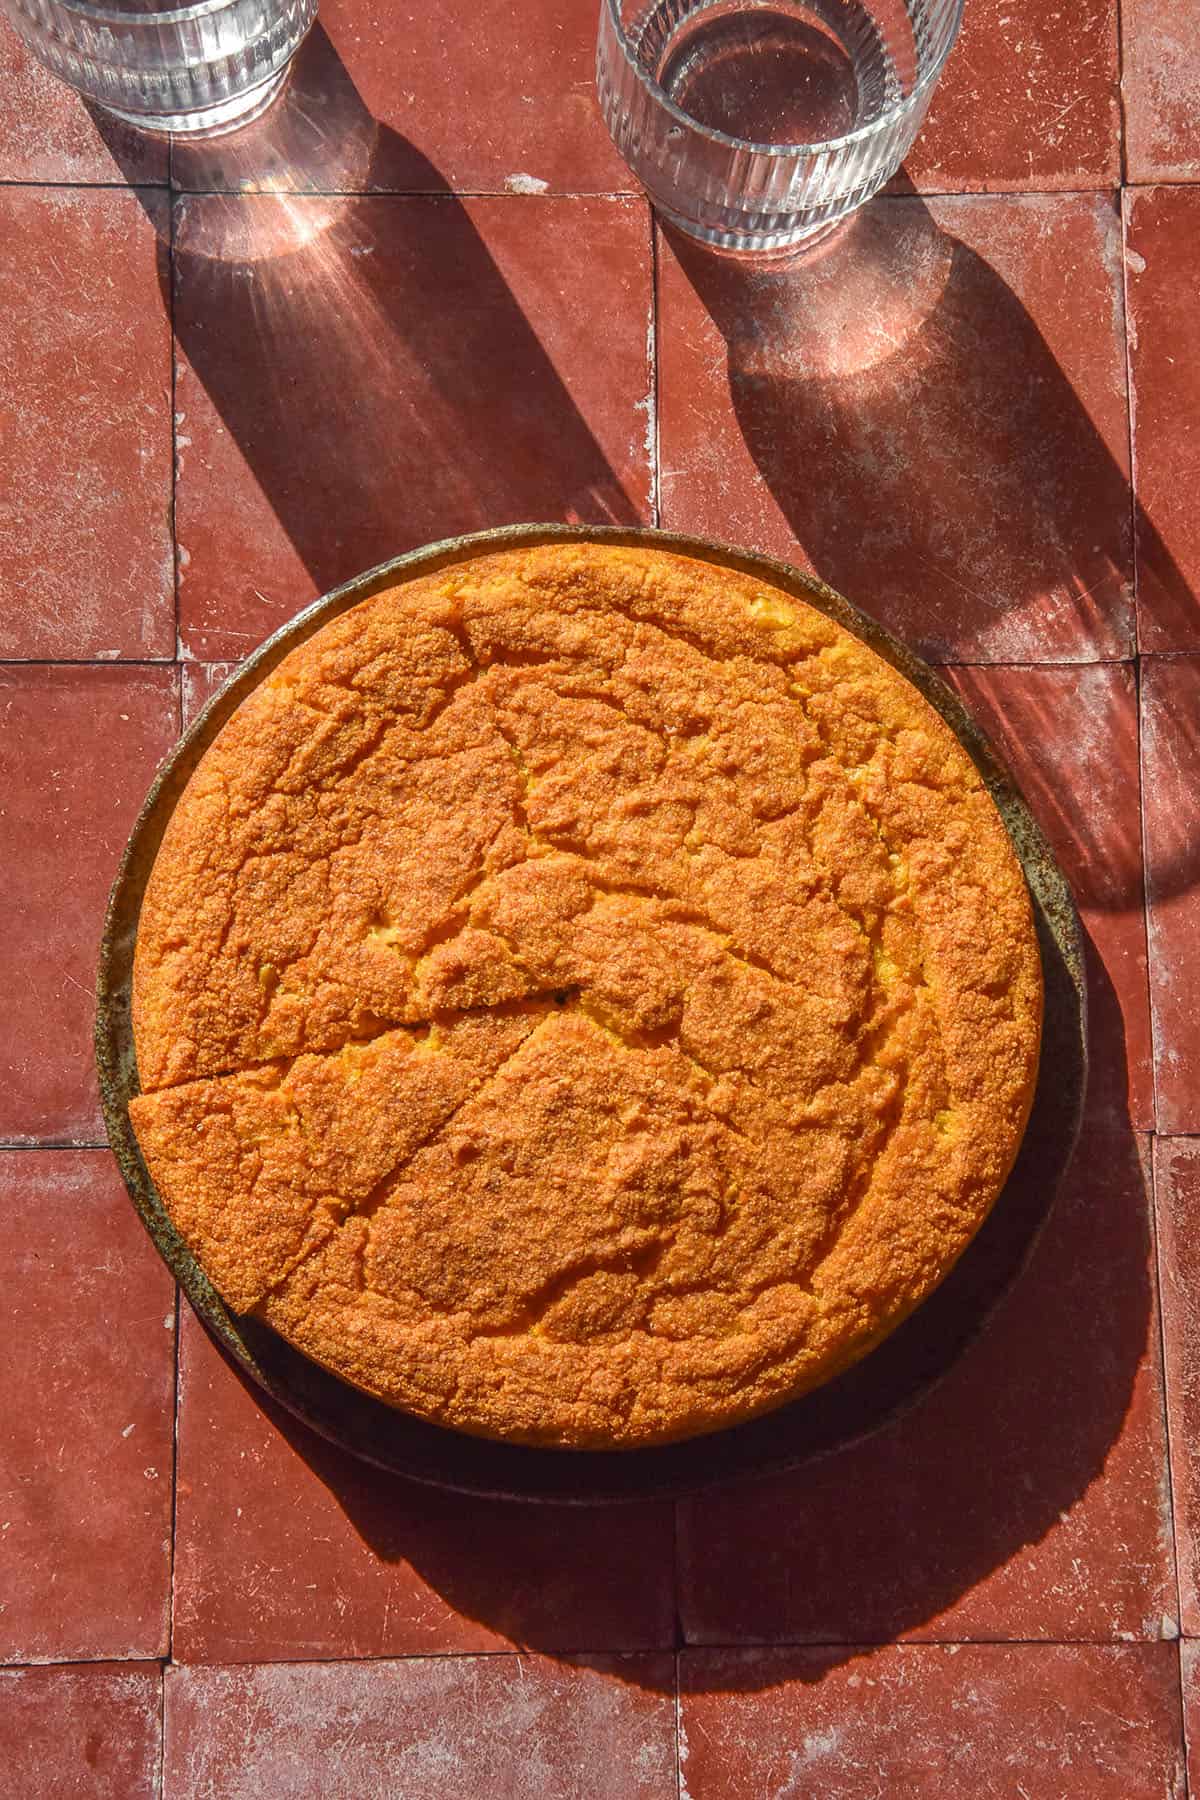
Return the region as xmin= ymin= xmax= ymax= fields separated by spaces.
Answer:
xmin=1 ymin=0 xmax=317 ymax=136
xmin=597 ymin=0 xmax=963 ymax=253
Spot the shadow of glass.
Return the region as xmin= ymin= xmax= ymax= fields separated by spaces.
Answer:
xmin=88 ymin=36 xmax=1160 ymax=1694
xmin=1138 ymin=505 xmax=1200 ymax=651
xmin=664 ymin=191 xmax=1134 ymax=661
xmin=91 ymin=25 xmax=640 ymax=655
xmin=168 ymin=181 xmax=638 ymax=607
xmin=662 ymin=186 xmax=1200 ymax=911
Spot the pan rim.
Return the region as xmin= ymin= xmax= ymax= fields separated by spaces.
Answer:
xmin=95 ymin=523 xmax=1087 ymax=1504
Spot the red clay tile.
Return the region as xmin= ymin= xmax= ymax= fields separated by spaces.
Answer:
xmin=0 ymin=1152 xmax=174 ymax=1661
xmin=321 ymin=0 xmax=629 ymax=195
xmin=658 ymin=191 xmax=1133 ymax=664
xmin=1123 ymin=0 xmax=1200 ymax=182
xmin=1126 ymin=188 xmax=1200 ymax=652
xmin=321 ymin=0 xmax=617 ymax=195
xmin=1141 ymin=655 xmax=1200 ymax=1131
xmin=0 ymin=1664 xmax=161 ymax=1800
xmin=901 ymin=0 xmax=1120 ymax=192
xmin=945 ymin=663 xmax=1152 ymax=1131
xmin=0 ymin=23 xmax=166 ymax=184
xmin=181 ymin=663 xmax=237 ymax=731
xmin=173 ymin=192 xmax=652 ymax=661
xmin=678 ymin=1127 xmax=1174 ymax=1643
xmin=172 ymin=1309 xmax=675 ymax=1662
xmin=0 ymin=188 xmax=174 ymax=660
xmin=1183 ymin=1641 xmax=1200 ymax=1792
xmin=1153 ymin=1138 xmax=1200 ymax=1632
xmin=172 ymin=14 xmax=630 ymax=197
xmin=0 ymin=665 xmax=178 ymax=1143
xmin=164 ymin=1655 xmax=673 ymax=1798
xmin=680 ymin=1645 xmax=1185 ymax=1799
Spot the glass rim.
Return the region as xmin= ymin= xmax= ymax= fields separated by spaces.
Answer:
xmin=602 ymin=0 xmax=966 ymax=158
xmin=27 ymin=0 xmax=264 ymax=25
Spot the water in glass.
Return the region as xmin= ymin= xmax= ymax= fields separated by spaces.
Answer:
xmin=598 ymin=0 xmax=962 ymax=252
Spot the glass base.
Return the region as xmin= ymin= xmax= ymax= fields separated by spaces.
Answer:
xmin=651 ymin=198 xmax=853 ymax=258
xmin=102 ymin=65 xmax=289 ymax=138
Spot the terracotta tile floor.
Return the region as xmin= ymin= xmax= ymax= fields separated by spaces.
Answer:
xmin=1125 ymin=187 xmax=1200 ymax=654
xmin=0 ymin=188 xmax=174 ymax=660
xmin=680 ymin=1645 xmax=1186 ymax=1798
xmin=902 ymin=0 xmax=1121 ymax=192
xmin=1122 ymin=0 xmax=1200 ymax=185
xmin=2 ymin=4 xmax=1198 ymax=1792
xmin=171 ymin=189 xmax=652 ymax=660
xmin=0 ymin=1663 xmax=163 ymax=1800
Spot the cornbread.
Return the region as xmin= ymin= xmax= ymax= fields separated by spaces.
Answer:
xmin=129 ymin=543 xmax=1042 ymax=1449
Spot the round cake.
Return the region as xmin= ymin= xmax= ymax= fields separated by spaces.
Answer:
xmin=128 ymin=541 xmax=1042 ymax=1449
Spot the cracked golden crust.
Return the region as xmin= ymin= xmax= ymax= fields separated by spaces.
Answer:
xmin=129 ymin=544 xmax=1043 ymax=1448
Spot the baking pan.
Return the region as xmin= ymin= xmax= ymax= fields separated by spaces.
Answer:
xmin=96 ymin=524 xmax=1086 ymax=1504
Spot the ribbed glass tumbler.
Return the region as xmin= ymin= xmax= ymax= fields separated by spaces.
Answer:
xmin=2 ymin=0 xmax=317 ymax=136
xmin=597 ymin=0 xmax=962 ymax=252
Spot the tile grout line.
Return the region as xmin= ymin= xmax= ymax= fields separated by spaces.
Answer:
xmin=165 ymin=125 xmax=183 ymax=1736
xmin=1119 ymin=184 xmax=1144 ymax=665
xmin=168 ymin=173 xmax=180 ymax=665
xmin=0 ymin=176 xmax=171 ymax=191
xmin=165 ymin=1285 xmax=182 ymax=1673
xmin=1178 ymin=1637 xmax=1192 ymax=1800
xmin=671 ymin=1496 xmax=683 ymax=1652
xmin=0 ymin=1655 xmax=178 ymax=1671
xmin=0 ymin=1140 xmax=112 ymax=1151
xmin=0 ymin=658 xmax=175 ymax=670
xmin=1139 ymin=594 xmax=1188 ymax=1792
xmin=4 ymin=1635 xmax=1188 ymax=1672
xmin=671 ymin=1474 xmax=684 ymax=1795
xmin=674 ymin=1648 xmax=683 ymax=1800
xmin=648 ymin=203 xmax=661 ymax=530
xmin=1148 ymin=1135 xmax=1188 ymax=1637
xmin=5 ymin=1634 xmax=1200 ymax=1681
xmin=1119 ymin=180 xmax=1179 ymax=1623
xmin=1132 ymin=505 xmax=1168 ymax=1137
xmin=671 ymin=1634 xmax=1193 ymax=1653
xmin=1115 ymin=0 xmax=1131 ymax=189
xmin=155 ymin=1658 xmax=166 ymax=1800
xmin=0 ymin=176 xmax=639 ymax=198
xmin=6 ymin=175 xmax=1168 ymax=199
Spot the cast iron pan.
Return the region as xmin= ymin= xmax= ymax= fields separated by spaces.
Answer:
xmin=96 ymin=525 xmax=1086 ymax=1503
